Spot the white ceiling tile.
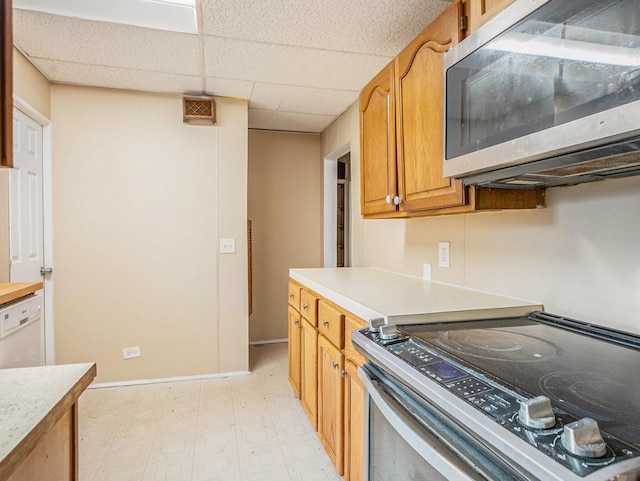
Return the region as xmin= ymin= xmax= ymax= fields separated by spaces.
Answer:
xmin=205 ymin=78 xmax=254 ymax=99
xmin=249 ymin=109 xmax=335 ymax=133
xmin=200 ymin=0 xmax=451 ymax=56
xmin=250 ymin=84 xmax=287 ymax=111
xmin=278 ymin=87 xmax=358 ymax=116
xmin=251 ymin=83 xmax=357 ymax=116
xmin=13 ymin=9 xmax=200 ymax=75
xmin=30 ymin=58 xmax=202 ymax=95
xmin=203 ymin=36 xmax=391 ymax=91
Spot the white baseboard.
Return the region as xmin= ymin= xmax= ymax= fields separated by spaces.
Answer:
xmin=250 ymin=338 xmax=288 ymax=345
xmin=89 ymin=370 xmax=250 ymax=389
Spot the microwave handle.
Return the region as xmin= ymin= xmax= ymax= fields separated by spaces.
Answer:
xmin=359 ymin=366 xmax=485 ymax=481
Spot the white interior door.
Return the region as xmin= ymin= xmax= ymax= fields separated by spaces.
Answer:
xmin=10 ymin=107 xmax=44 ymax=282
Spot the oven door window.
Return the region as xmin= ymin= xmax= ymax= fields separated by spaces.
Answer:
xmin=363 ymin=365 xmax=530 ymax=481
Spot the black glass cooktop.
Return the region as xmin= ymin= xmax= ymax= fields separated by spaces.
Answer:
xmin=402 ymin=314 xmax=640 ymax=448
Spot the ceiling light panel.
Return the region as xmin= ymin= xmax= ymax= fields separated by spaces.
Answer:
xmin=14 ymin=10 xmax=200 ymax=75
xmin=13 ymin=0 xmax=197 ymax=34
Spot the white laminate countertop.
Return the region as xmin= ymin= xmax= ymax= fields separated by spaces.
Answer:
xmin=0 ymin=362 xmax=96 ymax=479
xmin=290 ymin=267 xmax=542 ymax=325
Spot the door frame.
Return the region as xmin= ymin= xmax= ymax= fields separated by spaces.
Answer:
xmin=323 ymin=142 xmax=351 ymax=268
xmin=13 ymin=94 xmax=55 ymax=365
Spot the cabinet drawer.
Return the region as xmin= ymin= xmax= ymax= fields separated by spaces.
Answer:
xmin=344 ymin=315 xmax=367 ymax=366
xmin=300 ymin=290 xmax=319 ymax=326
xmin=288 ymin=280 xmax=301 ymax=311
xmin=318 ymin=301 xmax=345 ymax=349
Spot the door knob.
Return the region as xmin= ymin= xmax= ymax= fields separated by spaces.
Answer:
xmin=40 ymin=267 xmax=53 ymax=276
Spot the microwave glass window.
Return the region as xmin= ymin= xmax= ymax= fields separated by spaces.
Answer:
xmin=446 ymin=0 xmax=640 ymax=159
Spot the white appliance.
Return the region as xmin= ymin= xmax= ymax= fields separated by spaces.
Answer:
xmin=0 ymin=294 xmax=44 ymax=369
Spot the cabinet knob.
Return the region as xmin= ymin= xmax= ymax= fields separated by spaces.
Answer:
xmin=289 ymin=293 xmax=294 ymax=299
xmin=323 ymin=320 xmax=329 ymax=326
xmin=332 ymin=361 xmax=339 ymax=369
xmin=385 ymin=195 xmax=392 ymax=204
xmin=393 ymin=195 xmax=402 ymax=206
xmin=303 ymin=304 xmax=308 ymax=310
xmin=340 ymin=370 xmax=346 ymax=378
xmin=298 ymin=323 xmax=302 ymax=330
xmin=294 ymin=319 xmax=299 ymax=325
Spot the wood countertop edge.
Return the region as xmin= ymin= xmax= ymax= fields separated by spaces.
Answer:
xmin=0 ymin=363 xmax=97 ymax=481
xmin=0 ymin=282 xmax=44 ymax=306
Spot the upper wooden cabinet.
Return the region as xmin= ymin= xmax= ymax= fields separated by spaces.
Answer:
xmin=359 ymin=62 xmax=397 ymax=216
xmin=465 ymin=0 xmax=516 ymax=35
xmin=1 ymin=0 xmax=13 ymax=168
xmin=359 ymin=0 xmax=545 ymax=218
xmin=395 ymin=2 xmax=465 ymax=212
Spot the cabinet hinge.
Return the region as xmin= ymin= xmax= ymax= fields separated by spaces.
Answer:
xmin=460 ymin=15 xmax=468 ymax=32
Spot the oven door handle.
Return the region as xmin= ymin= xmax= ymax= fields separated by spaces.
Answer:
xmin=359 ymin=366 xmax=486 ymax=481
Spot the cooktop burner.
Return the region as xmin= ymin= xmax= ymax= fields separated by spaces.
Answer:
xmin=405 ymin=316 xmax=640 ymax=448
xmin=433 ymin=329 xmax=560 ymax=362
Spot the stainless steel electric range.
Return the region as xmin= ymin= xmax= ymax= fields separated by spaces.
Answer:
xmin=352 ymin=311 xmax=640 ymax=481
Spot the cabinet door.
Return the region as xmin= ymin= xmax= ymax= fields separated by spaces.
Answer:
xmin=318 ymin=336 xmax=345 ymax=475
xmin=467 ymin=0 xmax=515 ymax=34
xmin=287 ymin=306 xmax=302 ymax=398
xmin=344 ymin=360 xmax=365 ymax=481
xmin=395 ymin=2 xmax=465 ymax=212
xmin=301 ymin=318 xmax=318 ymax=431
xmin=360 ymin=61 xmax=398 ymax=216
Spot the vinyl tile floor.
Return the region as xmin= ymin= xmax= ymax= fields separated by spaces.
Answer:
xmin=78 ymin=343 xmax=342 ymax=481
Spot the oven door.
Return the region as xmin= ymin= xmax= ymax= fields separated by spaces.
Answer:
xmin=359 ymin=364 xmax=533 ymax=481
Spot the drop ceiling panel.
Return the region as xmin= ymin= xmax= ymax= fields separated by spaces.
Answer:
xmin=203 ymin=36 xmax=391 ymax=91
xmin=13 ymin=9 xmax=200 ymax=75
xmin=30 ymin=58 xmax=203 ymax=94
xmin=200 ymin=0 xmax=452 ymax=56
xmin=249 ymin=109 xmax=335 ymax=133
xmin=205 ymin=78 xmax=254 ymax=99
xmin=251 ymin=83 xmax=358 ymax=116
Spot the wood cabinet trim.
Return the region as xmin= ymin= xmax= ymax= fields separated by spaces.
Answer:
xmin=1 ymin=0 xmax=12 ymax=168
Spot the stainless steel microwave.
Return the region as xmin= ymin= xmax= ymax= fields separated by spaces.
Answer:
xmin=443 ymin=0 xmax=640 ymax=188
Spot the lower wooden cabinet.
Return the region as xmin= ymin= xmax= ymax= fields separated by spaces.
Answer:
xmin=287 ymin=280 xmax=368 ymax=479
xmin=287 ymin=306 xmax=302 ymax=398
xmin=318 ymin=335 xmax=345 ymax=476
xmin=344 ymin=359 xmax=365 ymax=481
xmin=301 ymin=318 xmax=318 ymax=430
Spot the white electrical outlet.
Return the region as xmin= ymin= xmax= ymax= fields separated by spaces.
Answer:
xmin=122 ymin=346 xmax=141 ymax=359
xmin=423 ymin=263 xmax=432 ymax=280
xmin=219 ymin=238 xmax=236 ymax=254
xmin=438 ymin=242 xmax=450 ymax=268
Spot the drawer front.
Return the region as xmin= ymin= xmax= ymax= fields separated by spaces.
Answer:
xmin=300 ymin=290 xmax=319 ymax=326
xmin=288 ymin=280 xmax=301 ymax=311
xmin=318 ymin=300 xmax=345 ymax=349
xmin=344 ymin=315 xmax=367 ymax=366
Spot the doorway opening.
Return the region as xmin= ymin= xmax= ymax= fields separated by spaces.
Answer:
xmin=336 ymin=153 xmax=350 ymax=267
xmin=323 ymin=143 xmax=351 ymax=268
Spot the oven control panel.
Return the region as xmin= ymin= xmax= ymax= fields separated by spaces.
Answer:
xmin=361 ymin=330 xmax=640 ymax=477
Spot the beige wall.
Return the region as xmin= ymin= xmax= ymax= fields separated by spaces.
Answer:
xmin=51 ymin=85 xmax=248 ymax=382
xmin=323 ymin=105 xmax=640 ymax=335
xmin=1 ymin=49 xmax=51 ymax=282
xmin=248 ymin=130 xmax=322 ymax=342
xmin=13 ymin=47 xmax=51 ymax=118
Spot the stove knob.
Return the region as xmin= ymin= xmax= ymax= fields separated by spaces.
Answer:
xmin=368 ymin=317 xmax=385 ymax=333
xmin=561 ymin=418 xmax=607 ymax=458
xmin=519 ymin=396 xmax=556 ymax=429
xmin=379 ymin=324 xmax=399 ymax=340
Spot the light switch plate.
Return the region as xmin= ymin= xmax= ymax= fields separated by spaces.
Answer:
xmin=438 ymin=242 xmax=450 ymax=268
xmin=220 ymin=238 xmax=236 ymax=254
